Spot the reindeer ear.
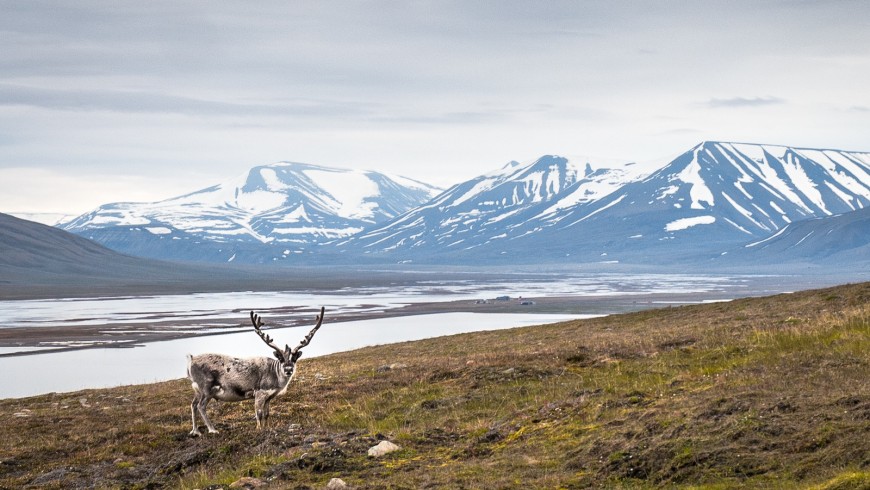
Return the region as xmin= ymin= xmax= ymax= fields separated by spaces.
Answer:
xmin=272 ymin=349 xmax=285 ymax=362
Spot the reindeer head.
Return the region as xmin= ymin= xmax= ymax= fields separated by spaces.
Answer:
xmin=250 ymin=308 xmax=325 ymax=375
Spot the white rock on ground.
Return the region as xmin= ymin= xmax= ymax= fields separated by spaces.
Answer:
xmin=367 ymin=440 xmax=401 ymax=457
xmin=326 ymin=477 xmax=349 ymax=489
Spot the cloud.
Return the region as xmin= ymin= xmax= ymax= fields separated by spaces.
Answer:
xmin=655 ymin=128 xmax=703 ymax=136
xmin=706 ymin=96 xmax=787 ymax=108
xmin=0 ymin=84 xmax=376 ymax=119
xmin=2 ymin=1 xmax=870 ymax=215
xmin=373 ymin=111 xmax=503 ymax=125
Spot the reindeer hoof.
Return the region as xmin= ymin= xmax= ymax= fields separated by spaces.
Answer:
xmin=189 ymin=429 xmax=202 ymax=437
xmin=207 ymin=428 xmax=220 ymax=434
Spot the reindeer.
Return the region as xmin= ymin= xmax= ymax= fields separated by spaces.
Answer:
xmin=186 ymin=307 xmax=324 ymax=436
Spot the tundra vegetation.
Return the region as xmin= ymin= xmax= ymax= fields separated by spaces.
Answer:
xmin=0 ymin=282 xmax=868 ymax=489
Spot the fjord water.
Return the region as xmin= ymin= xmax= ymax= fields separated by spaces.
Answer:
xmin=0 ymin=272 xmax=740 ymax=330
xmin=0 ymin=273 xmax=790 ymax=398
xmin=0 ymin=312 xmax=582 ymax=398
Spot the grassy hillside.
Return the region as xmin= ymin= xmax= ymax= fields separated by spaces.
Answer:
xmin=1 ymin=282 xmax=869 ymax=489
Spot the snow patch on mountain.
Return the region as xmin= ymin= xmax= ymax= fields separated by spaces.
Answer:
xmin=665 ymin=216 xmax=716 ymax=231
xmin=236 ymin=189 xmax=286 ymax=213
xmin=280 ymin=204 xmax=311 ymax=223
xmin=302 ymin=168 xmax=380 ymax=220
xmin=676 ymin=151 xmax=715 ymax=209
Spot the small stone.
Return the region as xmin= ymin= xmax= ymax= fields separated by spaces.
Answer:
xmin=229 ymin=476 xmax=265 ymax=488
xmin=367 ymin=440 xmax=401 ymax=457
xmin=326 ymin=478 xmax=349 ymax=489
xmin=377 ymin=363 xmax=408 ymax=373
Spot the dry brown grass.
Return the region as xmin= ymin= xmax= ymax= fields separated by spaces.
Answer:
xmin=0 ymin=282 xmax=868 ymax=489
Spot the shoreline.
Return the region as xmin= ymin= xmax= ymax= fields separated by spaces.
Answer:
xmin=3 ymin=270 xmax=865 ymax=357
xmin=0 ymin=290 xmax=751 ymax=356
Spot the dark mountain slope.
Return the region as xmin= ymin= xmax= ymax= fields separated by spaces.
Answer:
xmin=715 ymin=206 xmax=870 ymax=266
xmin=0 ymin=213 xmax=287 ymax=298
xmin=1 ymin=212 xmax=135 ymax=273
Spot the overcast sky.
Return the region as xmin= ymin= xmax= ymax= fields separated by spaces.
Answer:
xmin=2 ymin=0 xmax=869 ymax=218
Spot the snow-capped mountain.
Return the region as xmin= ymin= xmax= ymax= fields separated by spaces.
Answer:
xmin=340 ymin=142 xmax=870 ymax=264
xmin=336 ymin=155 xmax=662 ymax=258
xmin=580 ymin=141 xmax=869 ymax=233
xmin=523 ymin=141 xmax=870 ymax=261
xmin=61 ymin=162 xmax=441 ymax=263
xmin=56 ymin=142 xmax=870 ymax=267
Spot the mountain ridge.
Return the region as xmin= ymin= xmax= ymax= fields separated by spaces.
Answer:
xmin=336 ymin=154 xmax=662 ymax=258
xmin=340 ymin=141 xmax=869 ymax=264
xmin=54 ymin=142 xmax=870 ymax=267
xmin=60 ymin=162 xmax=441 ymax=263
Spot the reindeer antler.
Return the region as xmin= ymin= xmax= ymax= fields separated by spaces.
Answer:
xmin=251 ymin=311 xmax=286 ymax=362
xmin=291 ymin=306 xmax=325 ymax=355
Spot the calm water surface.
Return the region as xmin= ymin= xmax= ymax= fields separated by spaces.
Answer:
xmin=0 ymin=273 xmax=764 ymax=398
xmin=0 ymin=273 xmax=741 ymax=329
xmin=0 ymin=312 xmax=583 ymax=398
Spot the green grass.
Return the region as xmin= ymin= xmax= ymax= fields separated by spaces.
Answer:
xmin=1 ymin=282 xmax=868 ymax=489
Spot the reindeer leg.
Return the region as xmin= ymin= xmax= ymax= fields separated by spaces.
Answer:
xmin=254 ymin=393 xmax=267 ymax=429
xmin=190 ymin=393 xmax=202 ymax=436
xmin=197 ymin=395 xmax=219 ymax=434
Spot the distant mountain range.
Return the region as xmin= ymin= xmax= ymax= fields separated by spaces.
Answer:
xmin=56 ymin=142 xmax=870 ymax=267
xmin=335 ymin=154 xmax=663 ymax=260
xmin=340 ymin=142 xmax=869 ymax=264
xmin=60 ymin=163 xmax=440 ymax=263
